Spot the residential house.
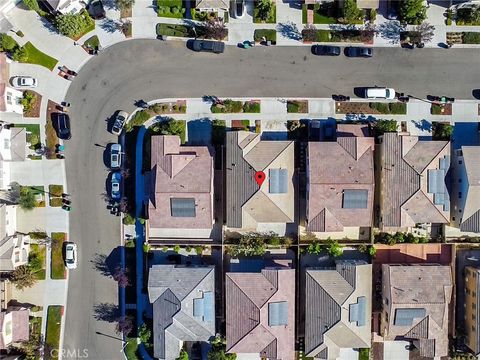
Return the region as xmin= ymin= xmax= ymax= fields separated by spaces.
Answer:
xmin=0 ymin=54 xmax=22 ymax=115
xmin=379 ymin=132 xmax=450 ymax=233
xmin=0 ymin=307 xmax=28 ymax=350
xmin=381 ymin=264 xmax=453 ymax=358
xmin=145 ymin=135 xmax=214 ymax=239
xmin=147 ymin=265 xmax=215 ymax=360
xmin=44 ymin=0 xmax=86 ymax=14
xmin=305 ymin=261 xmax=372 ymax=360
xmin=225 ymin=131 xmax=295 ymax=235
xmin=448 ymin=146 xmax=480 ymax=235
xmin=195 ymin=0 xmax=229 ymax=12
xmin=306 ymin=124 xmax=374 ymax=239
xmin=0 ymin=203 xmax=29 ymax=272
xmin=225 ymin=264 xmax=295 ymax=360
xmin=0 ymin=124 xmax=26 ymax=190
xmin=464 ymin=266 xmax=480 ymax=356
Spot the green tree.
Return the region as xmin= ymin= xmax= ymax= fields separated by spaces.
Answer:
xmin=306 ymin=240 xmax=322 ymax=255
xmin=138 ymin=323 xmax=151 ymax=345
xmin=19 ymin=187 xmax=36 ymax=210
xmin=373 ymin=119 xmax=398 ymax=136
xmin=21 ymin=90 xmax=36 ymax=113
xmin=12 ymin=46 xmax=28 ymax=62
xmin=201 ymin=18 xmax=228 ymax=40
xmin=55 ymin=13 xmax=91 ymax=37
xmin=0 ymin=33 xmax=18 ymax=52
xmin=325 ymin=238 xmax=343 ymax=257
xmin=159 ymin=119 xmax=185 ymax=138
xmin=256 ymin=0 xmax=274 ymax=21
xmin=399 ymin=0 xmax=427 ymax=24
xmin=368 ymin=246 xmax=377 ymax=257
xmin=208 ymin=336 xmax=236 ymax=360
xmin=23 ymin=0 xmax=45 ymax=15
xmin=176 ymin=349 xmax=189 ymax=360
xmin=10 ymin=265 xmax=37 ymax=290
xmin=115 ymin=0 xmax=135 ymax=10
xmin=343 ymin=0 xmax=363 ymax=22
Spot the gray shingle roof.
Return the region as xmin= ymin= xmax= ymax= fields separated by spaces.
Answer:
xmin=148 ymin=265 xmax=215 ymax=360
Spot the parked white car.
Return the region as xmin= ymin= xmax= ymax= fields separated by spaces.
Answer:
xmin=110 ymin=143 xmax=122 ymax=169
xmin=64 ymin=242 xmax=77 ymax=269
xmin=11 ymin=76 xmax=38 ymax=88
xmin=365 ymin=87 xmax=396 ymax=100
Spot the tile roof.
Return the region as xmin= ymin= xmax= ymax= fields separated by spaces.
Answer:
xmin=195 ymin=0 xmax=230 ymax=9
xmin=225 ymin=131 xmax=294 ymax=229
xmin=226 ymin=267 xmax=295 ymax=360
xmin=147 ymin=265 xmax=215 ymax=360
xmin=382 ymin=264 xmax=452 ymax=358
xmin=146 ymin=135 xmax=214 ymax=231
xmin=305 ymin=262 xmax=372 ymax=359
xmin=380 ymin=133 xmax=450 ymax=229
xmin=307 ymin=127 xmax=374 ymax=232
xmin=460 ymin=147 xmax=480 ymax=232
xmin=0 ymin=308 xmax=29 ymax=349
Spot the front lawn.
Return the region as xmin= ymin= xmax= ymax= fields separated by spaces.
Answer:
xmin=29 ymin=244 xmax=46 ymax=280
xmin=254 ymin=29 xmax=277 ymax=42
xmin=22 ymin=42 xmax=58 ymax=71
xmin=156 ymin=0 xmax=186 ymax=18
xmin=83 ymin=35 xmax=100 ymax=49
xmin=287 ymin=100 xmax=308 ymax=113
xmin=45 ymin=306 xmax=63 ymax=360
xmin=156 ymin=23 xmax=194 ymax=37
xmin=13 ymin=123 xmax=41 ymax=149
xmin=51 ymin=232 xmax=66 ymax=279
xmin=302 ymin=3 xmax=337 ymax=24
xmin=49 ymin=184 xmax=64 ymax=207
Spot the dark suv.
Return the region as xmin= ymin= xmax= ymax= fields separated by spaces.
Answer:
xmin=189 ymin=40 xmax=225 ymax=54
xmin=53 ymin=113 xmax=71 ymax=140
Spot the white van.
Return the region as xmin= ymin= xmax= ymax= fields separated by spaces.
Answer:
xmin=365 ymin=87 xmax=396 ymax=100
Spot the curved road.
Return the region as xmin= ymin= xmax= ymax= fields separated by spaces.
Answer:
xmin=62 ymin=39 xmax=480 ymax=360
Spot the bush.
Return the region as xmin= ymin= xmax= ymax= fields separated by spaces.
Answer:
xmin=325 ymin=238 xmax=343 ymax=257
xmin=128 ymin=110 xmax=150 ymax=128
xmin=12 ymin=46 xmax=27 ymax=62
xmin=399 ymin=0 xmax=427 ymax=24
xmin=55 ymin=11 xmax=94 ymax=38
xmin=316 ymin=30 xmax=331 ymax=42
xmin=370 ymin=8 xmax=377 ymax=21
xmin=211 ymin=99 xmax=243 ymax=113
xmin=156 ymin=23 xmax=193 ymax=37
xmin=21 ymin=90 xmax=36 ymax=113
xmin=0 ymin=33 xmax=18 ymax=52
xmin=369 ymin=102 xmax=389 ymax=113
xmin=287 ymin=102 xmax=300 ymax=113
xmin=389 ymin=102 xmax=407 ymax=114
xmin=143 ymin=243 xmax=151 ymax=253
xmin=343 ymin=0 xmax=363 ymax=22
xmin=243 ymin=101 xmax=260 ymax=113
xmin=153 ymin=119 xmax=186 ymax=143
xmin=29 ymin=231 xmax=47 ymax=239
xmin=195 ymin=246 xmax=204 ymax=255
xmin=123 ymin=214 xmax=135 ymax=225
xmin=173 ymin=245 xmax=181 ymax=253
xmin=463 ymin=32 xmax=480 ymax=44
xmin=19 ymin=187 xmax=36 ymax=210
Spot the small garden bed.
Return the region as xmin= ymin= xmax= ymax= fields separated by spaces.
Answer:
xmin=243 ymin=100 xmax=261 ymax=113
xmin=336 ymin=101 xmax=406 ymax=115
xmin=448 ymin=31 xmax=480 ymax=44
xmin=13 ymin=123 xmax=41 ymax=150
xmin=431 ymin=103 xmax=452 ymax=115
xmin=190 ymin=9 xmax=217 ymax=21
xmin=231 ymin=120 xmax=250 ymax=131
xmin=83 ymin=35 xmax=100 ymax=50
xmin=156 ymin=0 xmax=186 ymax=18
xmin=302 ymin=29 xmax=372 ymax=43
xmin=29 ymin=243 xmax=46 ymax=280
xmin=122 ymin=20 xmax=132 ymax=38
xmin=45 ymin=306 xmax=63 ymax=360
xmin=149 ymin=119 xmax=186 ymax=144
xmin=211 ymin=99 xmax=260 ymax=113
xmin=49 ymin=184 xmax=64 ymax=207
xmin=287 ymin=100 xmax=308 ymax=113
xmin=432 ymin=121 xmax=453 ymax=140
xmin=46 ymin=100 xmax=61 ymax=159
xmin=21 ymin=90 xmax=41 ymax=118
xmin=156 ymin=23 xmax=194 ymax=37
xmin=254 ymin=29 xmax=277 ymax=43
xmin=21 ymin=186 xmax=45 ymax=207
xmin=51 ymin=232 xmax=66 ymax=280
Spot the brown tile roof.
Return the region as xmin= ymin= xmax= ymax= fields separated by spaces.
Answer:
xmin=307 ymin=127 xmax=374 ymax=232
xmin=147 ymin=135 xmax=214 ymax=230
xmin=382 ymin=264 xmax=452 ymax=358
xmin=380 ymin=133 xmax=450 ymax=229
xmin=226 ymin=267 xmax=295 ymax=360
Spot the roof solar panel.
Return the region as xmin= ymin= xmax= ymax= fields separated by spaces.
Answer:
xmin=203 ymin=292 xmax=214 ymax=322
xmin=394 ymin=308 xmax=426 ymax=326
xmin=193 ymin=298 xmax=204 ymax=317
xmin=268 ymin=301 xmax=288 ymax=326
xmin=170 ymin=198 xmax=196 ymax=217
xmin=342 ymin=189 xmax=368 ymax=209
xmin=349 ymin=296 xmax=366 ymax=326
xmin=269 ymin=169 xmax=288 ymax=194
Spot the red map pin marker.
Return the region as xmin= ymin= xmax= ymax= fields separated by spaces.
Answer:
xmin=254 ymin=171 xmax=266 ymax=186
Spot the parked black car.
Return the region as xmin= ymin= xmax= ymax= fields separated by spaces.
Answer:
xmin=345 ymin=47 xmax=373 ymax=57
xmin=88 ymin=0 xmax=106 ymax=19
xmin=311 ymin=45 xmax=341 ymax=56
xmin=189 ymin=40 xmax=225 ymax=54
xmin=53 ymin=113 xmax=71 ymax=140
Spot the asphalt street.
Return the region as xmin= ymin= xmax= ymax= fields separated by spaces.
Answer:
xmin=62 ymin=40 xmax=480 ymax=360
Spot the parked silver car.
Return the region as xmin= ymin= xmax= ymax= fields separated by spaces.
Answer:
xmin=110 ymin=143 xmax=122 ymax=169
xmin=65 ymin=242 xmax=77 ymax=269
xmin=112 ymin=111 xmax=128 ymax=135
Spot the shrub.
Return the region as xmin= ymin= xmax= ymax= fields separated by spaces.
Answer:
xmin=21 ymin=90 xmax=36 ymax=113
xmin=306 ymin=240 xmax=322 ymax=255
xmin=142 ymin=243 xmax=151 ymax=253
xmin=369 ymin=102 xmax=389 ymax=113
xmin=254 ymin=29 xmax=276 ymax=42
xmin=129 ymin=110 xmax=150 ymax=128
xmin=243 ymin=101 xmax=260 ymax=113
xmin=316 ymin=30 xmax=331 ymax=42
xmin=0 ymin=33 xmax=18 ymax=52
xmin=19 ymin=187 xmax=36 ymax=210
xmin=463 ymin=32 xmax=480 ymax=44
xmin=370 ymin=8 xmax=377 ymax=21
xmin=29 ymin=231 xmax=47 ymax=239
xmin=195 ymin=246 xmax=204 ymax=255
xmin=173 ymin=245 xmax=181 ymax=253
xmin=55 ymin=11 xmax=94 ymax=38
xmin=162 ymin=245 xmax=168 ymax=252
xmin=343 ymin=0 xmax=363 ymax=22
xmin=389 ymin=102 xmax=407 ymax=114
xmin=399 ymin=0 xmax=427 ymax=24
xmin=176 ymin=349 xmax=189 ymax=360
xmin=287 ymin=102 xmax=300 ymax=113
xmin=185 ymin=246 xmax=192 ymax=252
xmin=138 ymin=324 xmax=151 ymax=345
xmin=12 ymin=46 xmax=28 ymax=62
xmin=373 ymin=119 xmax=398 ymax=135
xmin=432 ymin=122 xmax=453 ymax=140
xmin=325 ymin=238 xmax=343 ymax=257
xmin=122 ymin=214 xmax=135 ymax=225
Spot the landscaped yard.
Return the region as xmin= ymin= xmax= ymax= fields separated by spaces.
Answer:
xmin=21 ymin=90 xmax=42 ymax=118
xmin=156 ymin=23 xmax=194 ymax=37
xmin=302 ymin=3 xmax=337 ymax=24
xmin=287 ymin=100 xmax=308 ymax=113
xmin=51 ymin=232 xmax=66 ymax=279
xmin=231 ymin=120 xmax=250 ymax=130
xmin=46 ymin=100 xmax=61 ymax=159
xmin=13 ymin=123 xmax=41 ymax=149
xmin=45 ymin=306 xmax=63 ymax=360
xmin=254 ymin=29 xmax=277 ymax=43
xmin=156 ymin=0 xmax=186 ymax=18
xmin=336 ymin=101 xmax=407 ymax=115
xmin=22 ymin=42 xmax=58 ymax=71
xmin=29 ymin=243 xmax=46 ymax=280
xmin=21 ymin=185 xmax=45 ymax=207
xmin=49 ymin=184 xmax=64 ymax=207
xmin=83 ymin=35 xmax=100 ymax=49
xmin=253 ymin=0 xmax=276 ymax=23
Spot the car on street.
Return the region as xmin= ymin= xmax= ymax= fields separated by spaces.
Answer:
xmin=365 ymin=87 xmax=396 ymax=100
xmin=345 ymin=47 xmax=373 ymax=57
xmin=112 ymin=110 xmax=128 ymax=135
xmin=11 ymin=76 xmax=37 ymax=88
xmin=111 ymin=171 xmax=122 ymax=200
xmin=190 ymin=40 xmax=225 ymax=54
xmin=110 ymin=143 xmax=122 ymax=169
xmin=64 ymin=242 xmax=77 ymax=269
xmin=53 ymin=113 xmax=71 ymax=140
xmin=234 ymin=0 xmax=246 ymax=18
xmin=87 ymin=0 xmax=106 ymax=19
xmin=311 ymin=45 xmax=341 ymax=56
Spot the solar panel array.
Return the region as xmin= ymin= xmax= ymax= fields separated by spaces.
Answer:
xmin=427 ymin=155 xmax=450 ymax=211
xmin=394 ymin=308 xmax=426 ymax=326
xmin=193 ymin=291 xmax=214 ymax=322
xmin=349 ymin=296 xmax=366 ymax=326
xmin=170 ymin=198 xmax=196 ymax=217
xmin=269 ymin=169 xmax=288 ymax=194
xmin=268 ymin=301 xmax=288 ymax=326
xmin=342 ymin=189 xmax=368 ymax=209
